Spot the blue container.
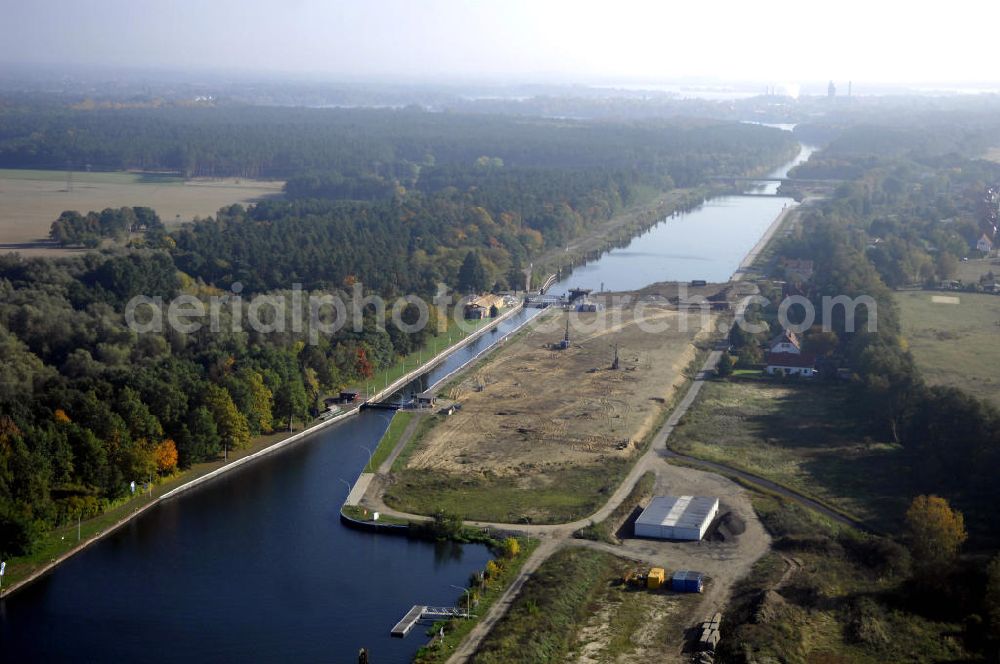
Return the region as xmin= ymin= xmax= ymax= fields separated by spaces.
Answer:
xmin=671 ymin=570 xmax=704 ymax=593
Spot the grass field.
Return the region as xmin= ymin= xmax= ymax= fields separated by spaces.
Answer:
xmin=470 ymin=546 xmax=699 ymax=663
xmin=387 ymin=458 xmax=634 ymax=524
xmin=366 ymin=411 xmax=414 ymax=472
xmin=669 ymin=379 xmax=909 ymax=531
xmin=953 ymin=256 xmax=1000 ymax=283
xmin=0 ymin=168 xmax=283 ymax=257
xmin=896 ymin=290 xmax=1000 ymax=409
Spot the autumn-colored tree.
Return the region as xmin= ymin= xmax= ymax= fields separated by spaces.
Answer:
xmin=905 ymin=494 xmax=967 ymax=581
xmin=303 ymin=367 xmax=321 ymax=406
xmin=501 ymin=537 xmax=520 ymax=559
xmin=355 ymin=347 xmax=374 ymax=379
xmin=153 ymin=439 xmax=179 ymax=473
xmin=484 ymin=559 xmax=501 ymax=584
xmin=54 ymin=409 xmax=72 ymax=423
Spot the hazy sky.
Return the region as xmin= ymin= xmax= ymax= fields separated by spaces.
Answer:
xmin=2 ymin=0 xmax=998 ymax=86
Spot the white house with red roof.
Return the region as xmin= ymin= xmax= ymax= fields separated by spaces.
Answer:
xmin=765 ymin=352 xmax=817 ymax=377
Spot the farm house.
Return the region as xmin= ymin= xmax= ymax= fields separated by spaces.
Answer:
xmin=634 ymin=495 xmax=719 ymax=541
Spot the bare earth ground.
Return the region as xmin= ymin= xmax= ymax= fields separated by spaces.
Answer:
xmin=568 ymin=461 xmax=769 ymax=662
xmin=405 ymin=304 xmax=712 ymax=481
xmin=571 ymin=590 xmax=692 ymax=664
xmin=0 ymin=169 xmax=283 ymax=257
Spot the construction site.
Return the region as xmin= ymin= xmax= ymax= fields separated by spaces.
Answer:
xmin=385 ymin=298 xmax=718 ymax=523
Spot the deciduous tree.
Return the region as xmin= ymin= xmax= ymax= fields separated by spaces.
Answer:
xmin=153 ymin=439 xmax=178 ymax=474
xmin=905 ymin=494 xmax=967 ymax=581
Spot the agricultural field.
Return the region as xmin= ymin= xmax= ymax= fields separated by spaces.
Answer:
xmin=0 ymin=168 xmax=283 ymax=257
xmin=385 ymin=303 xmax=716 ymax=523
xmin=896 ymin=290 xmax=1000 ymax=409
xmin=669 ymin=379 xmax=908 ymax=531
xmin=470 ymin=547 xmax=701 ymax=664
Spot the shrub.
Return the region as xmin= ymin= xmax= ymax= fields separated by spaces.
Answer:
xmin=501 ymin=537 xmax=521 ymax=559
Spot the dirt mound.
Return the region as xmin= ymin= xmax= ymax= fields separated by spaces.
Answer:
xmin=706 ymin=510 xmax=746 ymax=542
xmin=753 ymin=590 xmax=790 ymax=625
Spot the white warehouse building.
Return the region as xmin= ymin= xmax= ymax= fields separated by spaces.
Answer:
xmin=634 ymin=495 xmax=720 ymax=541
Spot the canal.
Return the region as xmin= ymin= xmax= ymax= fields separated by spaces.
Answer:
xmin=553 ymin=142 xmax=815 ymax=292
xmin=0 ymin=140 xmax=814 ymax=663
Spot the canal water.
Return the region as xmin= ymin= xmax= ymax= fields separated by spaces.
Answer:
xmin=551 ymin=142 xmax=814 ymax=293
xmin=0 ymin=141 xmax=812 ymax=664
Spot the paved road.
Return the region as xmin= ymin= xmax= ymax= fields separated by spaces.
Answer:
xmin=378 ymin=413 xmax=422 ymax=474
xmin=445 ymin=539 xmax=560 ymax=663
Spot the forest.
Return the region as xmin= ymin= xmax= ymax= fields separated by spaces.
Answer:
xmin=0 ymin=99 xmax=794 ymax=180
xmin=0 ymin=106 xmax=797 ymax=557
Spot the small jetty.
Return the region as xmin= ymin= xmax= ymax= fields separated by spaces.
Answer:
xmin=390 ymin=605 xmax=468 ymax=637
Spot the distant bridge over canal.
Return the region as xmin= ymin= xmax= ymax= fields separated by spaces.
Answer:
xmin=709 ymin=176 xmax=843 ymax=186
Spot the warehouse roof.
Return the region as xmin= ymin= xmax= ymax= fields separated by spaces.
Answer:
xmin=636 ymin=496 xmax=718 ymax=530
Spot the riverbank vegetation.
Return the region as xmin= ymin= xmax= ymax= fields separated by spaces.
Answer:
xmin=366 ymin=411 xmax=413 ymax=472
xmin=470 ymin=547 xmax=619 ymax=663
xmin=413 ymin=536 xmax=537 ymax=664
